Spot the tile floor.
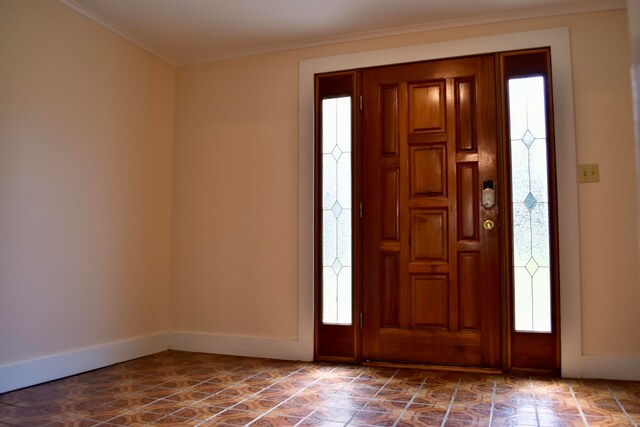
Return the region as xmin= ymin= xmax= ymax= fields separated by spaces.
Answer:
xmin=1 ymin=350 xmax=639 ymax=426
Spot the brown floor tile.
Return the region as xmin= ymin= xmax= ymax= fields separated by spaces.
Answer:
xmin=152 ymin=414 xmax=203 ymax=426
xmin=269 ymin=401 xmax=318 ymax=418
xmin=491 ymin=412 xmax=541 ymax=426
xmin=308 ymin=406 xmax=358 ymax=423
xmin=100 ymin=410 xmax=165 ymax=425
xmin=371 ymin=384 xmax=418 ymax=402
xmin=251 ymin=414 xmax=305 ymax=426
xmin=349 ymin=409 xmax=403 ymax=426
xmin=325 ymin=396 xmax=369 ymax=411
xmin=404 ymin=404 xmax=449 ymax=419
xmin=233 ymin=397 xmax=281 ymax=412
xmin=296 ymin=419 xmax=346 ymax=426
xmin=207 ymin=408 xmax=261 ymax=425
xmin=1 ymin=350 xmax=639 ymax=427
xmin=396 ymin=414 xmax=444 ymax=426
xmin=197 ymin=393 xmax=246 ymax=409
xmin=362 ymin=399 xmax=408 ymax=412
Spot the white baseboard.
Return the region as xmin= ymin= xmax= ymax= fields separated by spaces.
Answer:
xmin=169 ymin=331 xmax=313 ymax=362
xmin=0 ymin=333 xmax=169 ymax=393
xmin=3 ymin=330 xmax=637 ymax=394
xmin=563 ymin=354 xmax=640 ymax=381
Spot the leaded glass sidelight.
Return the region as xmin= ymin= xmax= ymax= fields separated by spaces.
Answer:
xmin=321 ymin=96 xmax=352 ymax=325
xmin=509 ymin=76 xmax=552 ymax=333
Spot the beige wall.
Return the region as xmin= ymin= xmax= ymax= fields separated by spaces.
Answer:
xmin=1 ymin=0 xmax=637 ymax=375
xmin=0 ymin=0 xmax=175 ymax=363
xmin=171 ymin=54 xmax=300 ymax=338
xmin=172 ymin=9 xmax=640 ymax=356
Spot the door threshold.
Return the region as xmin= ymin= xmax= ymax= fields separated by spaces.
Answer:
xmin=363 ymin=360 xmax=502 ymax=375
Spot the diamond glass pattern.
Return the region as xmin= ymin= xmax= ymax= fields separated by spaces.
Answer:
xmin=508 ymin=77 xmax=552 ymax=333
xmin=321 ymin=97 xmax=352 ymax=325
xmin=332 ymin=201 xmax=343 ymax=218
xmin=523 ymin=192 xmax=537 ymax=211
xmin=522 ymin=130 xmax=535 ymax=149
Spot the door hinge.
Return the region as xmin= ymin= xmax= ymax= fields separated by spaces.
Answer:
xmin=359 ymin=95 xmax=363 ymax=111
xmin=359 ymin=312 xmax=363 ymax=329
xmin=359 ymin=202 xmax=363 ymax=218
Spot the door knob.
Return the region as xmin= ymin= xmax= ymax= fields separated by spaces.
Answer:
xmin=483 ymin=219 xmax=495 ymax=231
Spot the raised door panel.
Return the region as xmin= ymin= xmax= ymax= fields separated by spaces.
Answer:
xmin=381 ymin=168 xmax=400 ymax=241
xmin=457 ymin=163 xmax=479 ymax=241
xmin=456 ymin=78 xmax=477 ymax=152
xmin=409 ymin=81 xmax=446 ymax=134
xmin=412 ymin=275 xmax=449 ymax=329
xmin=381 ymin=252 xmax=400 ymax=327
xmin=381 ymin=85 xmax=400 ymax=156
xmin=410 ymin=210 xmax=448 ymax=262
xmin=410 ymin=146 xmax=447 ymax=197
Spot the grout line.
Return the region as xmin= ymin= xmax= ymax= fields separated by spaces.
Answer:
xmin=529 ymin=377 xmax=542 ymax=427
xmin=488 ymin=376 xmax=497 ymax=426
xmin=440 ymin=378 xmax=462 ymax=427
xmin=107 ymin=361 xmax=307 ymax=425
xmin=7 ymin=355 xmax=640 ymax=427
xmin=203 ymin=364 xmax=322 ymax=426
xmin=567 ymin=380 xmax=590 ymax=427
xmin=240 ymin=364 xmax=342 ymax=426
xmin=339 ymin=369 xmax=400 ymax=425
xmin=298 ymin=367 xmax=399 ymax=426
xmin=607 ymin=385 xmax=638 ymax=427
xmin=139 ymin=364 xmax=277 ymax=421
xmin=391 ymin=377 xmax=428 ymax=427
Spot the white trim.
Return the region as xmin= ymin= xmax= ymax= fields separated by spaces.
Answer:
xmin=563 ymin=354 xmax=640 ymax=380
xmin=169 ymin=332 xmax=311 ymax=361
xmin=189 ymin=0 xmax=625 ymax=65
xmin=57 ymin=0 xmax=176 ymax=66
xmin=298 ymin=28 xmax=594 ymax=377
xmin=0 ymin=333 xmax=169 ymax=393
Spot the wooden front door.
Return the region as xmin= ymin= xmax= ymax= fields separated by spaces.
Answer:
xmin=361 ymin=55 xmax=501 ymax=368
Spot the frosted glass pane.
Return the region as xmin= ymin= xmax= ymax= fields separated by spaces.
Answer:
xmin=531 ymin=203 xmax=550 ymax=266
xmin=337 ymin=152 xmax=352 ymax=209
xmin=322 ymin=210 xmax=336 ymax=266
xmin=337 ymin=209 xmax=352 ymax=267
xmin=514 ymin=267 xmax=533 ymax=331
xmin=529 ymin=139 xmax=549 ymax=203
xmin=336 ymin=97 xmax=351 ymax=153
xmin=322 ymin=154 xmax=336 ymax=209
xmin=510 ymin=139 xmax=530 ymax=204
xmin=509 ymin=77 xmax=552 ymax=333
xmin=337 ymin=267 xmax=352 ymax=324
xmin=508 ymin=80 xmax=528 ymax=140
xmin=321 ymin=96 xmax=352 ymax=325
xmin=512 ymin=204 xmax=531 ymax=266
xmin=322 ymin=267 xmax=338 ymax=324
xmin=322 ymin=99 xmax=336 ymax=154
xmin=523 ymin=77 xmax=546 ymax=139
xmin=532 ymin=267 xmax=552 ymax=332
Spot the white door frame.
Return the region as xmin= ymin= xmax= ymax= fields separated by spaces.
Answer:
xmin=298 ymin=27 xmax=601 ymax=378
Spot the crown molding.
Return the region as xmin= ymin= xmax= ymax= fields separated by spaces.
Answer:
xmin=58 ymin=0 xmax=177 ymax=66
xmin=59 ymin=0 xmax=625 ymax=67
xmin=184 ymin=0 xmax=626 ymax=65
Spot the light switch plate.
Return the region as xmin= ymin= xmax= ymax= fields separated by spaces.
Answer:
xmin=578 ymin=164 xmax=600 ymax=183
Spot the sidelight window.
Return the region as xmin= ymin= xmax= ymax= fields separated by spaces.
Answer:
xmin=508 ymin=76 xmax=552 ymax=332
xmin=321 ymin=96 xmax=353 ymax=325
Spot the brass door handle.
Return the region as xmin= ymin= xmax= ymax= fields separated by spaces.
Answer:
xmin=483 ymin=219 xmax=495 ymax=231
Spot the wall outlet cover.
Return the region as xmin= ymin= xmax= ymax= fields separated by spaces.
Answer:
xmin=578 ymin=164 xmax=600 ymax=183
